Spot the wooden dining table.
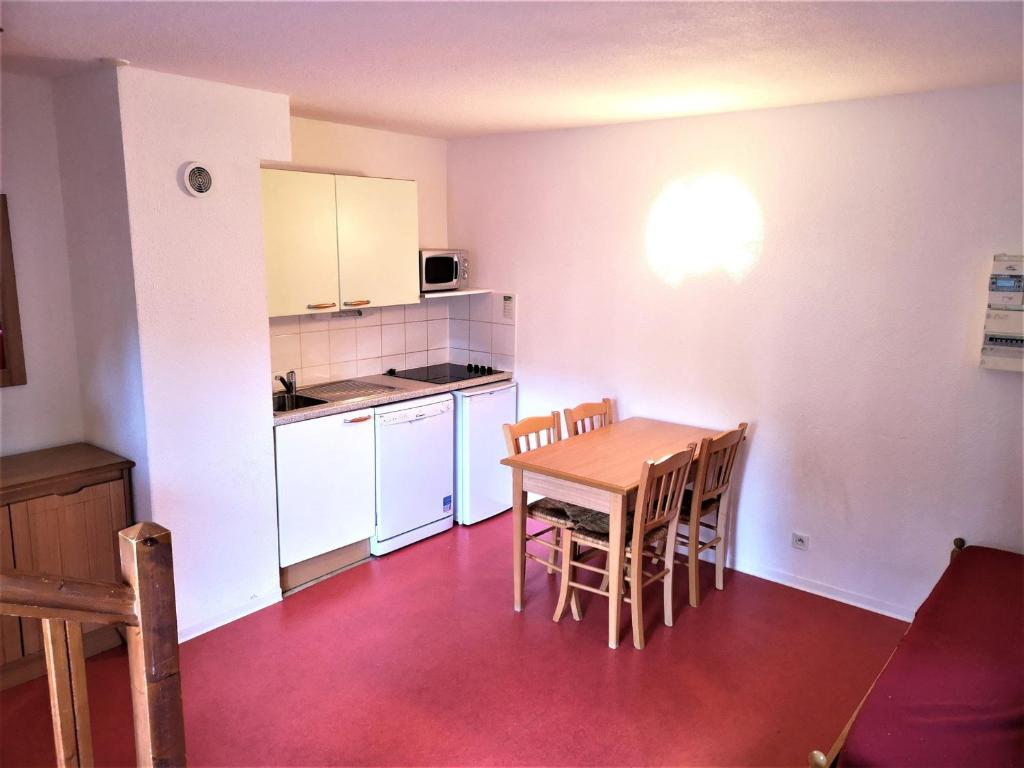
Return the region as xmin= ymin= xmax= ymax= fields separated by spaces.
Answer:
xmin=501 ymin=416 xmax=722 ymax=649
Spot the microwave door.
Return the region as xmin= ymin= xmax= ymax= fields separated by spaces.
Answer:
xmin=424 ymin=255 xmax=457 ymax=286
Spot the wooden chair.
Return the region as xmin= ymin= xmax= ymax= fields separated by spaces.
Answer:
xmin=553 ymin=445 xmax=696 ymax=649
xmin=563 ymin=398 xmax=614 ymax=437
xmin=565 ymin=398 xmax=618 ymax=592
xmin=675 ymin=422 xmax=748 ymax=607
xmin=503 ymin=413 xmax=598 ymax=619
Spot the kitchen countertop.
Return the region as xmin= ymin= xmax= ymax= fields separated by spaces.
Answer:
xmin=272 ymin=371 xmax=514 ymax=426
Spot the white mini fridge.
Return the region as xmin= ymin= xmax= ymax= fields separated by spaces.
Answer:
xmin=453 ymin=381 xmax=518 ymax=525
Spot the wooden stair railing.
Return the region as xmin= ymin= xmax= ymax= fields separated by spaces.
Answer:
xmin=0 ymin=522 xmax=186 ymax=767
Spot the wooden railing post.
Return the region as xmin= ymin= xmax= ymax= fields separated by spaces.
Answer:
xmin=119 ymin=523 xmax=186 ymax=767
xmin=41 ymin=619 xmax=93 ymax=767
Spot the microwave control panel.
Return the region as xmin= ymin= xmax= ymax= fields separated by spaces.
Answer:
xmin=981 ymin=254 xmax=1023 ymax=373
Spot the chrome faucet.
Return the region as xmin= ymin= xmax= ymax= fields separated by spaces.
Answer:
xmin=276 ymin=370 xmax=297 ymax=395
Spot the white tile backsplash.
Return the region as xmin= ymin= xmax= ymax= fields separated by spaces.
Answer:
xmin=357 ymin=357 xmax=383 ymax=376
xmin=330 ymin=361 xmax=359 ymax=380
xmin=270 ymin=316 xmax=302 ymax=335
xmin=426 ymin=298 xmax=449 ymax=320
xmin=492 ymin=353 xmax=515 ymax=373
xmin=300 ymin=364 xmax=331 ymax=386
xmin=269 ymin=293 xmax=515 ymax=388
xmin=380 ymin=305 xmax=405 ymax=325
xmin=404 ymin=301 xmax=427 ymax=322
xmin=469 ymin=293 xmax=491 ymax=322
xmin=329 ymin=328 xmax=358 ymax=362
xmin=469 ymin=321 xmax=491 ymax=352
xmin=491 ymin=323 xmax=515 ymax=357
xmin=356 ymin=326 xmax=382 ymax=359
xmin=469 ymin=350 xmax=492 ymax=367
xmin=300 ymin=331 xmax=330 ymax=368
xmin=449 ymin=295 xmax=470 ymax=320
xmin=355 ymin=307 xmax=381 ymax=327
xmin=381 ymin=324 xmax=405 ymax=356
xmin=270 ymin=333 xmax=301 ymax=371
xmin=405 ymin=321 xmax=428 ymax=352
xmin=427 ymin=318 xmax=449 ymax=349
xmin=406 ymin=350 xmax=429 ymax=368
xmin=449 ymin=319 xmax=470 ymax=349
xmin=448 ymin=291 xmax=516 ymax=373
xmin=300 ymin=313 xmax=331 ymax=331
xmin=329 ymin=313 xmax=357 ymax=330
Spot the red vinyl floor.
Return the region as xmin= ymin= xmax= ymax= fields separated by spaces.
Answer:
xmin=1 ymin=513 xmax=906 ymax=767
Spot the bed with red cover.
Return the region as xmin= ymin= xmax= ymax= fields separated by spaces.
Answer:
xmin=814 ymin=542 xmax=1024 ymax=767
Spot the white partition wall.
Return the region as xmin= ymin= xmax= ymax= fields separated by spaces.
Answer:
xmin=447 ymin=83 xmax=1024 ymax=620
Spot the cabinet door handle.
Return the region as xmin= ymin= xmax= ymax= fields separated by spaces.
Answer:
xmin=307 ymin=302 xmax=337 ymax=310
xmin=343 ymin=299 xmax=371 ymax=307
xmin=344 ymin=415 xmax=372 ymax=424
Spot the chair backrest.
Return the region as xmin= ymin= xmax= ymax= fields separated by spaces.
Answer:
xmin=563 ymin=398 xmax=613 ymax=437
xmin=633 ymin=444 xmax=697 ymax=551
xmin=503 ymin=412 xmax=562 ymax=457
xmin=692 ymin=422 xmax=748 ymax=507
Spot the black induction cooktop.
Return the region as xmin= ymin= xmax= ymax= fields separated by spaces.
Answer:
xmin=385 ymin=363 xmax=502 ymax=384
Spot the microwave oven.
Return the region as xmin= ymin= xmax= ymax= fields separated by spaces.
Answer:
xmin=420 ymin=249 xmax=469 ymax=292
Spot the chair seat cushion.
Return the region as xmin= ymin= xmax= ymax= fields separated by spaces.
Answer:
xmin=572 ymin=513 xmax=669 ymax=549
xmin=681 ymin=489 xmax=720 ymax=520
xmin=528 ymin=497 xmax=596 ymax=526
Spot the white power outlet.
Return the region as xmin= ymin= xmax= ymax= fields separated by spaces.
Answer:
xmin=792 ymin=532 xmax=810 ymax=551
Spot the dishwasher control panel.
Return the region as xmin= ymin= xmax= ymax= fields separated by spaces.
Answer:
xmin=375 ymin=396 xmax=453 ymax=427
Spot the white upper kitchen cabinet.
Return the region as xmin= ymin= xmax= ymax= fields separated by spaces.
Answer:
xmin=262 ymin=169 xmax=340 ymax=317
xmin=275 ymin=408 xmax=376 ymax=567
xmin=336 ymin=175 xmax=420 ymax=309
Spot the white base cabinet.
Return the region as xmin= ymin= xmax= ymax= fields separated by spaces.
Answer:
xmin=275 ymin=408 xmax=376 ymax=567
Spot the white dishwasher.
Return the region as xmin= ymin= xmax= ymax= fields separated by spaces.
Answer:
xmin=371 ymin=392 xmax=454 ymax=556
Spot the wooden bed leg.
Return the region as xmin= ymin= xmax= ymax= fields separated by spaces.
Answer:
xmin=950 ymin=537 xmax=966 ymax=563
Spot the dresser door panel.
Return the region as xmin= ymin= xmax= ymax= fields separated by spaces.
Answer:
xmin=0 ymin=508 xmax=22 ymax=665
xmin=10 ymin=480 xmax=128 ymax=653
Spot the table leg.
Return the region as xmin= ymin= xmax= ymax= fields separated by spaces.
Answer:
xmin=607 ymin=493 xmax=627 ymax=649
xmin=512 ymin=468 xmax=526 ymax=612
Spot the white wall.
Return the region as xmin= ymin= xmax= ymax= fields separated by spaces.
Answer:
xmin=0 ymin=73 xmax=84 ymax=454
xmin=51 ymin=68 xmax=150 ymax=512
xmin=448 ymin=83 xmax=1024 ymax=619
xmin=30 ymin=70 xmax=436 ymax=640
xmin=114 ymin=68 xmax=291 ymax=639
xmin=286 ymin=117 xmax=448 ymax=248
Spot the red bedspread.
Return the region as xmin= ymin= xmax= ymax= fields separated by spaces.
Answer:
xmin=842 ymin=546 xmax=1024 ymax=767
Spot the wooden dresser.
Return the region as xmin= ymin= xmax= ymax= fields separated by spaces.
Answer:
xmin=0 ymin=443 xmax=135 ymax=689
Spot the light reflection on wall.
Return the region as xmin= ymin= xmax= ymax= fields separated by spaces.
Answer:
xmin=645 ymin=174 xmax=763 ymax=286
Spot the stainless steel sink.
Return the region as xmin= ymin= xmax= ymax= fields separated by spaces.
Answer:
xmin=272 ymin=393 xmax=328 ymax=412
xmin=302 ymin=380 xmax=396 ymax=404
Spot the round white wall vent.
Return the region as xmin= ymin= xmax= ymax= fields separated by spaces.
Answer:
xmin=182 ymin=162 xmax=213 ymax=197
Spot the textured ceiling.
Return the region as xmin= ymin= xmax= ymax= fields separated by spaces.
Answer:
xmin=2 ymin=1 xmax=1022 ymax=138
